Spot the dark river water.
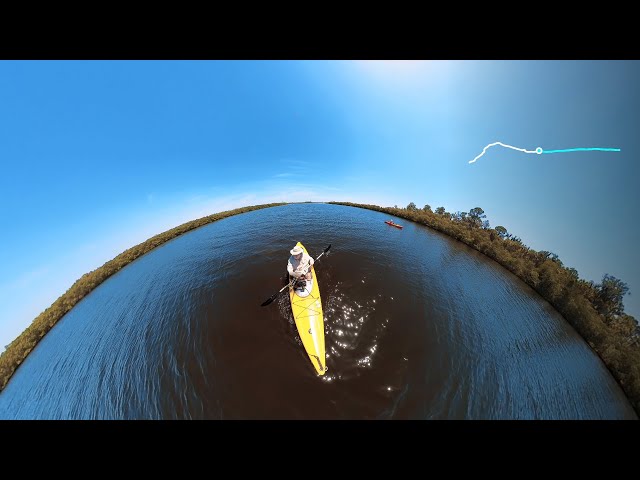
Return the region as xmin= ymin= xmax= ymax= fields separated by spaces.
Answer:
xmin=0 ymin=203 xmax=636 ymax=419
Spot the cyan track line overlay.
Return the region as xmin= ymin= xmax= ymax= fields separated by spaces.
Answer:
xmin=469 ymin=142 xmax=621 ymax=164
xmin=542 ymin=147 xmax=621 ymax=154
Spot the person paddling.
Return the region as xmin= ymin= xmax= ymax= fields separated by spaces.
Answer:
xmin=287 ymin=245 xmax=314 ymax=287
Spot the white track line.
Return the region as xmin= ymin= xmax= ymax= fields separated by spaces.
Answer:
xmin=469 ymin=142 xmax=538 ymax=164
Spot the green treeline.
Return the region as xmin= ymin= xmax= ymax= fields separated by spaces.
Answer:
xmin=0 ymin=202 xmax=286 ymax=392
xmin=330 ymin=201 xmax=640 ymax=416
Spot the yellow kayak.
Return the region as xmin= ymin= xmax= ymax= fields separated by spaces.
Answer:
xmin=289 ymin=242 xmax=327 ymax=375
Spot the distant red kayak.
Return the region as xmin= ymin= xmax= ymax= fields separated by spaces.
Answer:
xmin=385 ymin=220 xmax=403 ymax=229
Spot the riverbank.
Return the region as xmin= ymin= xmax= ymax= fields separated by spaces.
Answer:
xmin=0 ymin=203 xmax=286 ymax=392
xmin=330 ymin=201 xmax=640 ymax=416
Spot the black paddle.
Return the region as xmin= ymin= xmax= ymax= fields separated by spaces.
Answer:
xmin=260 ymin=244 xmax=331 ymax=306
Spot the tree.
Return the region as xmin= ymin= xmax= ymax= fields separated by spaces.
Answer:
xmin=495 ymin=226 xmax=508 ymax=239
xmin=594 ymin=274 xmax=629 ymax=318
xmin=435 ymin=207 xmax=446 ymax=215
xmin=549 ymin=252 xmax=563 ymax=267
xmin=423 ymin=204 xmax=432 ymax=213
xmin=469 ymin=207 xmax=486 ymax=220
xmin=535 ymin=251 xmax=562 ymax=267
xmin=609 ymin=314 xmax=639 ymax=339
xmin=467 ymin=207 xmax=486 ymax=229
xmin=566 ymin=267 xmax=579 ymax=281
xmin=407 ymin=202 xmax=417 ymax=211
xmin=452 ymin=211 xmax=467 ymax=222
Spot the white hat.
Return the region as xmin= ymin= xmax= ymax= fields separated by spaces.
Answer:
xmin=290 ymin=245 xmax=303 ymax=256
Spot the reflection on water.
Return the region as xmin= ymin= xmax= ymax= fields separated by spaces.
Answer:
xmin=0 ymin=203 xmax=636 ymax=419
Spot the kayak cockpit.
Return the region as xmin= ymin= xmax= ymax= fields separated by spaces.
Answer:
xmin=291 ymin=275 xmax=314 ymax=298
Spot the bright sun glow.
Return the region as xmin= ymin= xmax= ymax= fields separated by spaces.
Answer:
xmin=357 ymin=60 xmax=424 ymax=76
xmin=353 ymin=60 xmax=434 ymax=90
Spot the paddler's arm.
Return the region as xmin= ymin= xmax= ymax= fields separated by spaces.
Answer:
xmin=287 ymin=261 xmax=297 ymax=278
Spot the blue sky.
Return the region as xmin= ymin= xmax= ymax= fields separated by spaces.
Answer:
xmin=1 ymin=60 xmax=638 ymax=349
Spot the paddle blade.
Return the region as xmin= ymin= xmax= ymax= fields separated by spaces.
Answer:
xmin=261 ymin=296 xmax=275 ymax=307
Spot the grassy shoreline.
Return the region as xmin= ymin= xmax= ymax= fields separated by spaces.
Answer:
xmin=0 ymin=202 xmax=286 ymax=392
xmin=330 ymin=201 xmax=640 ymax=416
